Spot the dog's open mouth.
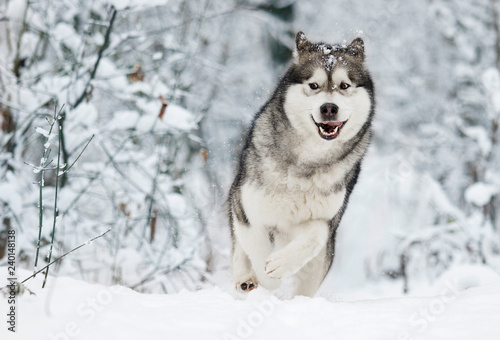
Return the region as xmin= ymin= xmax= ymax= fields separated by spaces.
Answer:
xmin=312 ymin=117 xmax=347 ymax=140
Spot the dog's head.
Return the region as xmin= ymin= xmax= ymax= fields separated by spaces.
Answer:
xmin=282 ymin=32 xmax=374 ymax=142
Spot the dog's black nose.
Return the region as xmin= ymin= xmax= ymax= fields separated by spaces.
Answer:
xmin=320 ymin=103 xmax=339 ymax=120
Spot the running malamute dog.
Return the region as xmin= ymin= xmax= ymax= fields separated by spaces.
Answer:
xmin=228 ymin=32 xmax=375 ymax=297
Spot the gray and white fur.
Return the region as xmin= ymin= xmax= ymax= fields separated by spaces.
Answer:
xmin=228 ymin=32 xmax=375 ymax=297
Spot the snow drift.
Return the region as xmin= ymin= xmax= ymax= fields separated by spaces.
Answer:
xmin=2 ymin=268 xmax=500 ymax=340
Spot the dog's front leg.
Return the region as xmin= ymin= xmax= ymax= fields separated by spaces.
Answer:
xmin=234 ymin=222 xmax=281 ymax=290
xmin=265 ymin=219 xmax=329 ymax=279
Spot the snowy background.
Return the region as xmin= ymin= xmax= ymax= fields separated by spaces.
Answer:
xmin=1 ymin=0 xmax=500 ymax=338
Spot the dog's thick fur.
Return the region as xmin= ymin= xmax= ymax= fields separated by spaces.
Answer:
xmin=228 ymin=32 xmax=375 ymax=297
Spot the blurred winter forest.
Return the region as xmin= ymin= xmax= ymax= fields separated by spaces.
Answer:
xmin=0 ymin=0 xmax=499 ymax=294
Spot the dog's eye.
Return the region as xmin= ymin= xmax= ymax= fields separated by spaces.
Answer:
xmin=340 ymin=82 xmax=350 ymax=90
xmin=309 ymin=83 xmax=319 ymax=90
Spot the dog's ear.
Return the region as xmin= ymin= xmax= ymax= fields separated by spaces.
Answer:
xmin=294 ymin=31 xmax=310 ymax=62
xmin=347 ymin=37 xmax=365 ymax=61
xmin=295 ymin=31 xmax=310 ymax=51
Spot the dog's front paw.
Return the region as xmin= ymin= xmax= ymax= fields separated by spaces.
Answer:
xmin=265 ymin=250 xmax=302 ymax=279
xmin=235 ymin=278 xmax=258 ymax=292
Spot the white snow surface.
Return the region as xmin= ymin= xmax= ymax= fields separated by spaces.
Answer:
xmin=2 ymin=267 xmax=500 ymax=340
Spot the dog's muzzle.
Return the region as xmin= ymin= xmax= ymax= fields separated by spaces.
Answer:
xmin=312 ymin=115 xmax=347 ymax=140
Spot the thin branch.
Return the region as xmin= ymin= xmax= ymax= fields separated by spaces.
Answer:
xmin=21 ymin=229 xmax=111 ymax=285
xmin=42 ymin=120 xmax=64 ymax=288
xmin=0 ymin=199 xmax=23 ymax=232
xmin=72 ymin=6 xmax=117 ymax=109
xmin=140 ymin=135 xmax=165 ymax=249
xmin=116 ymin=6 xmax=244 ymax=39
xmin=34 ymin=168 xmax=44 ymax=269
xmin=130 ymin=254 xmax=193 ymax=290
xmin=64 ymin=134 xmax=95 ymax=173
xmin=491 ymin=0 xmax=500 ymax=70
xmin=34 ymin=105 xmax=63 ymax=271
xmin=62 ymin=138 xmax=129 ymax=215
xmin=12 ymin=0 xmax=29 ymax=78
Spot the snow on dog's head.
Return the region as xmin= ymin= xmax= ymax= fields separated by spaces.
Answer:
xmin=283 ymin=32 xmax=374 ymax=143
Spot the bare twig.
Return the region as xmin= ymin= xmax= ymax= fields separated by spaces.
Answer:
xmin=158 ymin=96 xmax=168 ymax=119
xmin=0 ymin=199 xmax=23 ymax=232
xmin=42 ymin=118 xmax=64 ymax=288
xmin=150 ymin=209 xmax=157 ymax=243
xmin=62 ymin=138 xmax=129 ymax=215
xmin=58 ymin=6 xmax=117 ymax=187
xmin=491 ymin=0 xmax=500 ymax=70
xmin=64 ymin=134 xmax=95 ymax=173
xmin=72 ymin=6 xmax=117 ymax=109
xmin=130 ymin=254 xmax=193 ymax=290
xmin=22 ymin=228 xmax=111 ymax=285
xmin=34 ymin=105 xmax=63 ymax=272
xmin=12 ymin=0 xmax=29 ymax=78
xmin=140 ymin=135 xmax=165 ymax=249
xmin=58 ymin=112 xmax=69 ymax=188
xmin=487 ymin=0 xmax=500 ymax=228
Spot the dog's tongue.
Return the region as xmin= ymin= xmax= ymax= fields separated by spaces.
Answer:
xmin=322 ymin=121 xmax=343 ymax=127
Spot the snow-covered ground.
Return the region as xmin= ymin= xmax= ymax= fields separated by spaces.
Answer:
xmin=2 ymin=267 xmax=500 ymax=340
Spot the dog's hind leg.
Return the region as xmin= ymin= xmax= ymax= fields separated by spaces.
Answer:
xmin=294 ymin=245 xmax=329 ymax=297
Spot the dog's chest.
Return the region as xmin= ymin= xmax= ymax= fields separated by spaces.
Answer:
xmin=242 ymin=159 xmax=347 ymax=227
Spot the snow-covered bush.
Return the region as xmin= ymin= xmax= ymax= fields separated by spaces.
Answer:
xmin=0 ymin=0 xmax=215 ymax=292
